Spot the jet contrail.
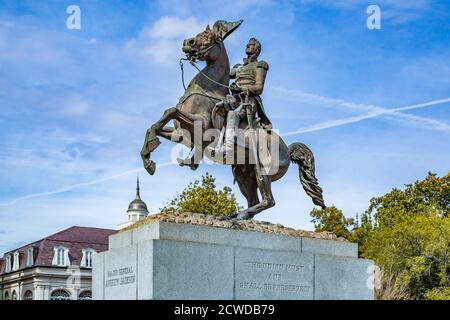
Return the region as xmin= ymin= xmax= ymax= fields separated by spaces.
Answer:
xmin=283 ymin=98 xmax=450 ymax=136
xmin=0 ymin=161 xmax=176 ymax=207
xmin=272 ymin=87 xmax=450 ymax=133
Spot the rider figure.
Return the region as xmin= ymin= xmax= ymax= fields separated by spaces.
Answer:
xmin=211 ymin=37 xmax=272 ymax=157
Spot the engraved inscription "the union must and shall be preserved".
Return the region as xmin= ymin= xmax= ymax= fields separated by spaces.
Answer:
xmin=238 ymin=261 xmax=310 ymax=293
xmin=105 ymin=266 xmax=135 ymax=288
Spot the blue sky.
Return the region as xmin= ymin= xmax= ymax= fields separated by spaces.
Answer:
xmin=0 ymin=0 xmax=449 ymax=255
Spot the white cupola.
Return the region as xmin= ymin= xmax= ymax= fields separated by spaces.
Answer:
xmin=117 ymin=177 xmax=149 ymax=230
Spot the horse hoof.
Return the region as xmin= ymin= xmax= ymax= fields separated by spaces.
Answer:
xmin=223 ymin=213 xmax=238 ymax=220
xmin=236 ymin=211 xmax=251 ymax=220
xmin=144 ymin=160 xmax=156 ymax=175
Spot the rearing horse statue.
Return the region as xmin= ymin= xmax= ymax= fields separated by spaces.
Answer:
xmin=141 ymin=19 xmax=326 ymax=220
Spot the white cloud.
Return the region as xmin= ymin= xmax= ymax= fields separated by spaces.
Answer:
xmin=155 ymin=0 xmax=275 ymax=18
xmin=144 ymin=16 xmax=205 ymax=39
xmin=0 ymin=27 xmax=68 ymax=64
xmin=301 ymin=0 xmax=429 ymax=10
xmin=0 ymin=164 xmax=170 ymax=207
xmin=63 ymin=94 xmax=90 ymax=117
xmin=126 ymin=16 xmax=208 ymax=64
xmin=300 ymin=0 xmax=431 ymax=24
xmin=0 ymin=19 xmax=15 ymax=28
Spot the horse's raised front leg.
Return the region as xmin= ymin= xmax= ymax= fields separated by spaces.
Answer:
xmin=141 ymin=107 xmax=206 ymax=175
xmin=158 ymin=126 xmax=174 ymax=138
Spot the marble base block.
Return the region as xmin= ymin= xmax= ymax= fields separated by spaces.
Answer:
xmin=93 ymin=221 xmax=374 ymax=300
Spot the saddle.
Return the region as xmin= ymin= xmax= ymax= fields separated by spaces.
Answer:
xmin=211 ymin=95 xmax=267 ymax=131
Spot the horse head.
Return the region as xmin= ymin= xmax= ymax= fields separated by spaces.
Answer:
xmin=182 ymin=19 xmax=243 ymax=64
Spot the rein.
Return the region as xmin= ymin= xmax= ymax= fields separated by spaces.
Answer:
xmin=179 ymin=58 xmax=231 ymax=92
xmin=179 ymin=41 xmax=231 ymax=95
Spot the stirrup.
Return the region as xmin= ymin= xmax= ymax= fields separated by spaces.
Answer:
xmin=208 ymin=145 xmax=231 ymax=159
xmin=176 ymin=157 xmax=199 ymax=170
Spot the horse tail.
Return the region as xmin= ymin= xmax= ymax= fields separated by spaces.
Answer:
xmin=289 ymin=143 xmax=326 ymax=209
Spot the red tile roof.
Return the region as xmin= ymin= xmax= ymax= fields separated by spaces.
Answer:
xmin=0 ymin=226 xmax=116 ymax=274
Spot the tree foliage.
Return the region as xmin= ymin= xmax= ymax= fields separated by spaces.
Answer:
xmin=310 ymin=172 xmax=450 ymax=300
xmin=366 ymin=172 xmax=449 ymax=228
xmin=310 ymin=206 xmax=354 ymax=239
xmin=160 ymin=172 xmax=242 ymax=216
xmin=365 ymin=213 xmax=450 ymax=299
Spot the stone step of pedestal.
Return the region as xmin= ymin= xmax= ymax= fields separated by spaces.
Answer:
xmin=109 ymin=221 xmax=358 ymax=258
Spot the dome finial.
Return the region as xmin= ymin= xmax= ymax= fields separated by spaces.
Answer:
xmin=126 ymin=176 xmax=148 ymax=223
xmin=136 ymin=176 xmax=141 ymax=199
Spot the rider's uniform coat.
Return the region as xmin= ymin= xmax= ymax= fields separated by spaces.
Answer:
xmin=230 ymin=57 xmax=272 ymax=129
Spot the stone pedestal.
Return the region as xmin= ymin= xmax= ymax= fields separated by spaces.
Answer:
xmin=93 ymin=221 xmax=374 ymax=300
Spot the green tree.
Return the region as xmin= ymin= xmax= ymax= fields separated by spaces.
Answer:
xmin=350 ymin=211 xmax=375 ymax=256
xmin=426 ymin=286 xmax=450 ymax=300
xmin=310 ymin=206 xmax=354 ymax=239
xmin=365 ymin=172 xmax=449 ymax=228
xmin=365 ymin=212 xmax=450 ymax=299
xmin=362 ymin=172 xmax=450 ymax=299
xmin=160 ymin=172 xmax=242 ymax=216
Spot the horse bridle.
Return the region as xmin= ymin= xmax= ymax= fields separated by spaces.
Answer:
xmin=187 ymin=41 xmax=218 ymax=62
xmin=179 ymin=39 xmax=231 ymax=94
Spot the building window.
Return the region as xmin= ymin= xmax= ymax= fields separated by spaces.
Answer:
xmin=78 ymin=290 xmax=92 ymax=300
xmin=12 ymin=290 xmax=18 ymax=300
xmin=52 ymin=246 xmax=70 ymax=267
xmin=4 ymin=291 xmax=9 ymax=300
xmin=12 ymin=251 xmax=20 ymax=271
xmin=5 ymin=254 xmax=12 ymax=272
xmin=26 ymin=247 xmax=34 ymax=267
xmin=50 ymin=289 xmax=71 ymax=301
xmin=80 ymin=248 xmax=96 ymax=268
xmin=23 ymin=290 xmax=33 ymax=300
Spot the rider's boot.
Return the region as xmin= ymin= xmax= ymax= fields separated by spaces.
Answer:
xmin=176 ymin=146 xmax=201 ymax=170
xmin=208 ymin=110 xmax=238 ymax=158
xmin=176 ymin=154 xmax=199 ymax=171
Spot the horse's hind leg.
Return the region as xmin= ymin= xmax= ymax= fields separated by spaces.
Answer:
xmin=233 ymin=165 xmax=260 ymax=210
xmin=236 ymin=166 xmax=276 ymax=220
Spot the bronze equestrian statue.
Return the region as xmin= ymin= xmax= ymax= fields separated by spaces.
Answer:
xmin=140 ymin=19 xmax=326 ymax=220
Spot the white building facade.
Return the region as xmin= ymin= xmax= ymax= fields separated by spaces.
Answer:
xmin=0 ymin=226 xmax=116 ymax=300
